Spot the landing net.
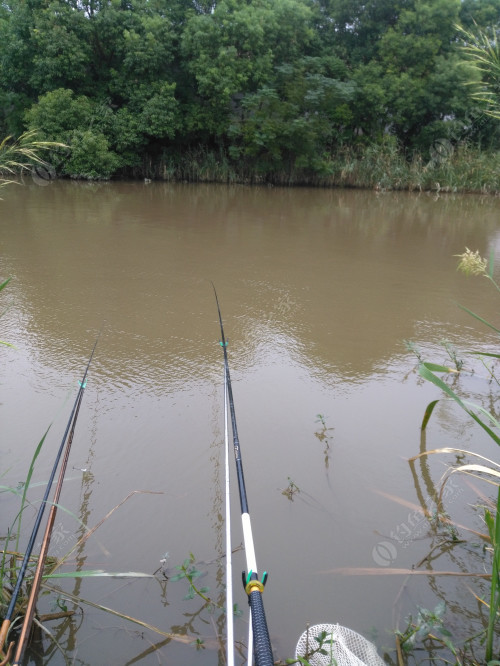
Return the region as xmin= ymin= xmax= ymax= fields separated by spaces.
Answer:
xmin=295 ymin=624 xmax=385 ymax=666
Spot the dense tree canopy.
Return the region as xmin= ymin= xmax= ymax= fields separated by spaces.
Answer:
xmin=0 ymin=0 xmax=498 ymax=179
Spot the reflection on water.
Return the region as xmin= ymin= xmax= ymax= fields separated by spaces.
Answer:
xmin=1 ymin=181 xmax=500 ymax=664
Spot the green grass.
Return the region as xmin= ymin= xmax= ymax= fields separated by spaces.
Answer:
xmin=138 ymin=141 xmax=500 ymax=193
xmin=415 ymin=248 xmax=500 ymax=663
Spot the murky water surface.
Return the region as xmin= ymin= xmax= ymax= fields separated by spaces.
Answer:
xmin=1 ymin=181 xmax=500 ymax=664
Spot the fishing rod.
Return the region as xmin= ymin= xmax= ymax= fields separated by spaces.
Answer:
xmin=12 ymin=387 xmax=86 ymax=665
xmin=212 ymin=285 xmax=274 ymax=666
xmin=223 ymin=361 xmax=235 ymax=666
xmin=0 ymin=332 xmax=101 ymax=664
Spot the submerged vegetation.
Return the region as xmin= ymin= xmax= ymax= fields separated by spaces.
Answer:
xmin=0 ymin=0 xmax=499 ymax=187
xmin=0 ymin=453 xmax=185 ymax=663
xmin=170 ymin=552 xmax=212 ymax=605
xmin=400 ymin=248 xmax=500 ymax=663
xmin=282 ymin=476 xmax=301 ymax=501
xmin=314 ymin=413 xmax=334 ymax=468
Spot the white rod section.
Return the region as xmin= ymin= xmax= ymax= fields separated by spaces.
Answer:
xmin=225 ymin=367 xmax=235 ymax=666
xmin=241 ymin=513 xmax=258 ymax=575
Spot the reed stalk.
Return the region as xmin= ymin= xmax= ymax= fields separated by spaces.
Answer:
xmin=418 ymin=247 xmax=500 ymax=661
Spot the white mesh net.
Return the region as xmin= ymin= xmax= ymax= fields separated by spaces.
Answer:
xmin=295 ymin=624 xmax=385 ymax=666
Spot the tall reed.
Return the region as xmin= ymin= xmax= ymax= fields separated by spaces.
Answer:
xmin=137 ymin=142 xmax=500 ymax=193
xmin=419 ymin=248 xmax=500 ymax=662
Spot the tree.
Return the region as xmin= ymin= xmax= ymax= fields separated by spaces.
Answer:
xmin=374 ymin=0 xmax=475 ymax=148
xmin=460 ymin=0 xmax=500 ymax=31
xmin=1 ymin=0 xmax=498 ymax=180
xmin=315 ymin=0 xmax=403 ymax=61
xmin=24 ymin=88 xmax=121 ymax=179
xmin=180 ymin=0 xmax=316 ymax=136
xmin=228 ymin=57 xmax=355 ymax=174
xmin=0 ymin=0 xmax=40 ymax=134
xmin=29 ymin=0 xmax=93 ymax=95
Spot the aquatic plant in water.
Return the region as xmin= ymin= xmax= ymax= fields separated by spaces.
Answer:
xmin=396 ymin=602 xmax=459 ymax=660
xmin=314 ymin=414 xmax=334 ymax=469
xmin=170 ymin=552 xmax=212 ymax=604
xmin=1 ymin=458 xmax=166 ymax=662
xmin=416 ymin=247 xmax=500 ymax=663
xmin=282 ymin=476 xmax=301 ymax=501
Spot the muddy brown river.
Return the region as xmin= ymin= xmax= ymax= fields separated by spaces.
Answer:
xmin=1 ymin=180 xmax=500 ymax=665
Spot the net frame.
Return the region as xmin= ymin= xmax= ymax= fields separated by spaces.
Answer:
xmin=295 ymin=623 xmax=385 ymax=666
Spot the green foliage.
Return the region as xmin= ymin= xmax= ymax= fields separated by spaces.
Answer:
xmin=397 ymin=602 xmax=458 ymax=656
xmin=64 ymin=130 xmax=122 ymax=180
xmin=376 ymin=0 xmax=471 ymax=148
xmin=1 ymin=460 xmax=163 ymax=652
xmin=441 ymin=340 xmax=464 ymax=371
xmin=418 ymin=249 xmax=500 ymax=661
xmin=460 ymin=0 xmax=500 ymax=31
xmin=24 ymin=89 xmax=93 ymax=140
xmin=24 ymin=89 xmax=121 ymax=179
xmin=286 ymin=628 xmax=341 ymax=665
xmin=484 ymin=487 xmax=500 ymax=662
xmin=229 ymin=58 xmax=356 ymax=174
xmin=0 ymin=131 xmax=63 ymax=179
xmin=182 ymin=0 xmax=314 ymax=100
xmin=0 ymin=426 xmax=51 ymax=633
xmin=0 ymin=0 xmax=498 ymax=181
xmin=171 ymin=553 xmax=212 ymax=604
xmin=314 ymin=414 xmax=334 ymax=468
xmin=29 ymin=1 xmax=92 ymax=94
xmin=457 ymin=24 xmax=500 ymax=120
xmin=139 ymin=83 xmax=182 ymax=140
xmin=14 ymin=428 xmax=51 ymax=554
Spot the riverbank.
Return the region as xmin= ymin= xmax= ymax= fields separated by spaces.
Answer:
xmin=128 ymin=142 xmax=500 ymax=194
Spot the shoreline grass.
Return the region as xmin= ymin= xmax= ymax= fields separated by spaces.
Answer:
xmin=412 ymin=248 xmax=500 ymax=663
xmin=7 ymin=131 xmax=499 ymax=193
xmin=127 ymin=142 xmax=500 ymax=194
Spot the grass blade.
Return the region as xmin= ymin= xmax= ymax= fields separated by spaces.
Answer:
xmin=43 ymin=584 xmax=213 ymax=646
xmin=467 ymin=351 xmax=500 ymax=359
xmin=321 ymin=567 xmax=490 ymax=577
xmin=41 ymin=570 xmax=154 ymax=580
xmin=458 ymin=304 xmax=500 ymax=335
xmin=419 ymin=363 xmax=500 ymax=446
xmin=410 ymin=447 xmax=500 ymax=470
xmin=421 ymin=399 xmax=439 ymax=431
xmin=16 ymin=426 xmax=51 ymax=553
xmin=486 ymin=486 xmax=500 ymax=661
xmin=448 ymin=464 xmax=500 ymax=480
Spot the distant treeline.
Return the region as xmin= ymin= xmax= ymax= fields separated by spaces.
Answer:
xmin=1 ymin=0 xmax=499 ymax=184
